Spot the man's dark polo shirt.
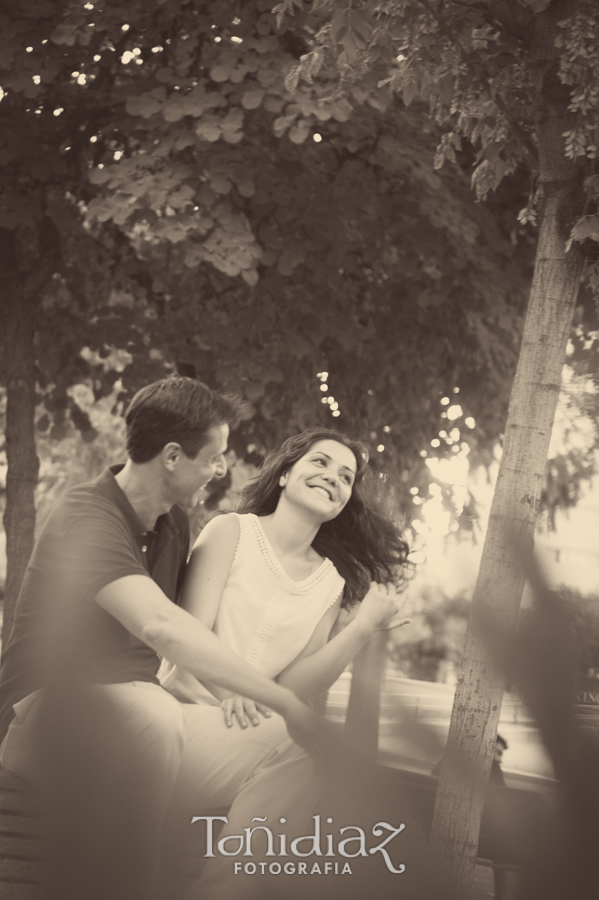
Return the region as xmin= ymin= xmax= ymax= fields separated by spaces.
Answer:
xmin=0 ymin=466 xmax=190 ymax=744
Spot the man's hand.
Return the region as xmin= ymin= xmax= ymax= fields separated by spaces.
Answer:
xmin=222 ymin=695 xmax=272 ymax=729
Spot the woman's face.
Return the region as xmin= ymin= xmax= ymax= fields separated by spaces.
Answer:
xmin=280 ymin=439 xmax=358 ymax=521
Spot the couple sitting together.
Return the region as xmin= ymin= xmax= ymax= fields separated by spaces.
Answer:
xmin=0 ymin=376 xmax=410 ymax=900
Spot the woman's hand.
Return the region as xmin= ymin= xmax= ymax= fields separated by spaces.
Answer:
xmin=222 ymin=695 xmax=272 ymax=729
xmin=355 ymin=582 xmax=411 ymax=633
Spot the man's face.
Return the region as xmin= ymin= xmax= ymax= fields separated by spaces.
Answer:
xmin=171 ymin=423 xmax=229 ymax=507
xmin=494 ymin=742 xmax=505 ymax=765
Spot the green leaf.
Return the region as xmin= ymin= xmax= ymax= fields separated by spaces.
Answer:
xmin=331 ymin=97 xmax=353 ymax=122
xmin=168 ymin=184 xmax=195 ymax=208
xmin=236 ymin=177 xmax=255 ymax=198
xmin=329 ymin=7 xmax=348 ymax=45
xmin=195 ymin=121 xmax=221 ymax=142
xmin=571 ymin=215 xmax=599 ymax=244
xmin=285 ymin=65 xmax=301 ymax=94
xmin=241 ymin=88 xmax=266 ymax=110
xmin=310 ymin=103 xmax=330 ymax=121
xmin=126 ymin=92 xmax=165 ymax=119
xmin=241 ymin=268 xmax=259 ymax=286
xmin=289 ymin=119 xmax=311 ymax=143
xmin=50 ymin=23 xmax=77 ymax=46
xmin=209 ymin=174 xmax=232 ymax=195
xmin=264 ymin=95 xmax=285 ymax=113
xmin=221 ymin=108 xmax=244 ymax=133
xmin=89 ymin=167 xmax=112 ymax=185
xmin=230 ymin=64 xmax=249 ymax=84
xmin=210 ymin=64 xmax=232 ymax=83
xmin=273 ymin=113 xmax=297 ymax=136
xmin=153 ymin=218 xmax=190 ymax=243
xmin=163 ymin=98 xmax=188 ymax=122
xmin=222 ymin=130 xmax=244 ymax=144
xmin=184 ymin=243 xmax=207 ymax=267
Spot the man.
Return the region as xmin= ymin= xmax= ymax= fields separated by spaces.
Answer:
xmin=0 ymin=376 xmax=321 ymax=899
xmin=488 ymin=735 xmax=509 ymax=900
xmin=490 ymin=733 xmax=508 ymax=785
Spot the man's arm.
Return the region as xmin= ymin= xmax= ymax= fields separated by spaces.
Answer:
xmin=95 ymin=575 xmax=311 ymax=724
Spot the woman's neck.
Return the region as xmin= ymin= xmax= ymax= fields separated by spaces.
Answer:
xmin=260 ymin=501 xmax=321 ymax=559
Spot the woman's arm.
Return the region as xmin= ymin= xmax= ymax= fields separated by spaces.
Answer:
xmin=161 ymin=513 xmax=240 ymax=704
xmin=179 ymin=512 xmax=240 ymax=625
xmin=161 ymin=513 xmax=274 ymax=726
xmin=277 ymin=582 xmax=410 ymax=702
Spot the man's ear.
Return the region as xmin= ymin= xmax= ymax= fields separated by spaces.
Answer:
xmin=162 ymin=443 xmax=182 ymax=471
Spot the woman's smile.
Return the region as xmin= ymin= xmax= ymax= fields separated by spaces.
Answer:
xmin=277 ymin=439 xmax=358 ymax=521
xmin=308 ymin=483 xmax=335 ymax=501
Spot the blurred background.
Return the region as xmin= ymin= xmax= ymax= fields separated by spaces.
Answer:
xmin=3 ymin=368 xmax=599 ymax=788
xmin=3 ymin=3 xmax=599 ymax=897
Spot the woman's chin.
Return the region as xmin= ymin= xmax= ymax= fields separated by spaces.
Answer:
xmin=302 ymin=498 xmax=343 ymax=522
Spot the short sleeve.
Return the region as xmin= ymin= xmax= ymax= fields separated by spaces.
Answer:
xmin=57 ymin=503 xmax=150 ymax=601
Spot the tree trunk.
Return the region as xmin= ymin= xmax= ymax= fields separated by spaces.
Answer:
xmin=1 ymin=292 xmax=40 ymax=652
xmin=429 ymin=7 xmax=586 ymax=898
xmin=1 ymin=231 xmax=40 ymax=652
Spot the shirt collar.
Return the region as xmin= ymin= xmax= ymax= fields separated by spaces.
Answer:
xmin=96 ymin=465 xmax=177 ymax=537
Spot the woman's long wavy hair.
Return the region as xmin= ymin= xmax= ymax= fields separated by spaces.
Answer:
xmin=237 ymin=426 xmax=411 ymax=607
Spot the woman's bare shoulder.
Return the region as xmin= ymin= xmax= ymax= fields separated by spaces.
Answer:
xmin=191 ymin=511 xmax=241 ymax=553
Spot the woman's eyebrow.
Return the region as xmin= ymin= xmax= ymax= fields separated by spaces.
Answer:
xmin=312 ymin=452 xmax=356 ymax=476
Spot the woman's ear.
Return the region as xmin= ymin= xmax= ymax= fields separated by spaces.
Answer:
xmin=279 ymin=473 xmax=288 ymax=487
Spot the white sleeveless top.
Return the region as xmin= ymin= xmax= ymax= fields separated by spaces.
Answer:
xmin=213 ymin=514 xmax=344 ymax=677
xmin=159 ymin=513 xmax=345 ymax=702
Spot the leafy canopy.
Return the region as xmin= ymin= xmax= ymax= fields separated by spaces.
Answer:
xmin=0 ymin=0 xmax=535 ymax=513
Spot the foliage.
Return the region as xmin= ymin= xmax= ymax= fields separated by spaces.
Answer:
xmin=0 ymin=0 xmax=535 ymax=519
xmin=268 ymin=0 xmax=599 ymax=508
xmin=279 ymin=3 xmax=594 ymax=161
xmin=34 ymin=381 xmax=128 ymax=527
xmin=543 ymin=377 xmax=598 ymax=528
xmin=267 ymin=2 xmax=599 ymax=894
xmin=277 ymin=0 xmax=598 ymax=251
xmin=390 ymin=586 xmax=470 ymax=683
xmin=136 ymin=102 xmax=531 ymax=489
xmin=520 ymin=587 xmax=599 ymax=678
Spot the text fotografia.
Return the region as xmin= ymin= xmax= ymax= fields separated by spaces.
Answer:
xmin=190 ymin=814 xmax=406 ymax=875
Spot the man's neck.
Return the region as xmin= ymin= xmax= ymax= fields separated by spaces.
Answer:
xmin=115 ymin=460 xmax=171 ymax=531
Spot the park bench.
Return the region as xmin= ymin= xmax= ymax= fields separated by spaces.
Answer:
xmin=0 ymin=766 xmax=225 ymax=899
xmin=0 ymin=769 xmax=45 ymax=900
xmin=0 ymin=642 xmax=550 ymax=898
xmin=0 ymin=762 xmax=546 ymax=898
xmin=381 ymin=766 xmax=547 ymax=872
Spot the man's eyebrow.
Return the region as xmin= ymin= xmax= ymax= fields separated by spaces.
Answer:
xmin=311 ymin=451 xmax=356 ymax=475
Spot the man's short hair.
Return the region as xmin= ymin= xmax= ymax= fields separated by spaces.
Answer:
xmin=125 ymin=376 xmax=242 ymax=463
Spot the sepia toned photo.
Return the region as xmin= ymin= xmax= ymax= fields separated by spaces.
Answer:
xmin=1 ymin=2 xmax=598 ymax=899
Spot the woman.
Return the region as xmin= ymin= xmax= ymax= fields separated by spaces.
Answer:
xmin=161 ymin=427 xmax=411 ymax=899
